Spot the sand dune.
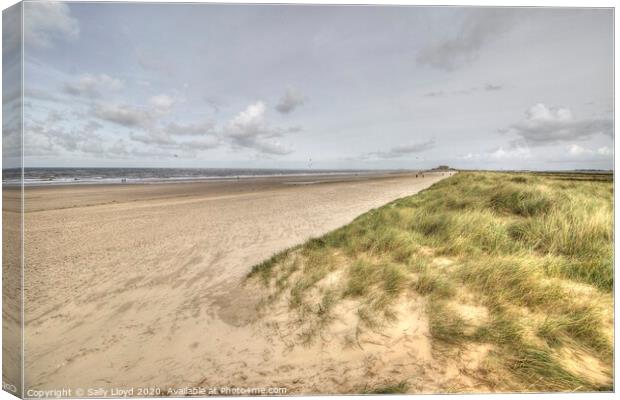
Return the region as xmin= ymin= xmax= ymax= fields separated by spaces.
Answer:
xmin=23 ymin=172 xmax=447 ymax=393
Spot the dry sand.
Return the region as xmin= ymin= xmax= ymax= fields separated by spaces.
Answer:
xmin=22 ymin=172 xmax=449 ymax=394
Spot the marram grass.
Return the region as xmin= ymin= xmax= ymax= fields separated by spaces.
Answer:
xmin=249 ymin=171 xmax=613 ymax=392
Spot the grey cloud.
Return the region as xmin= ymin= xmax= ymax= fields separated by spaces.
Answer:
xmin=23 ymin=110 xmax=203 ymax=159
xmin=423 ymin=83 xmax=502 ymax=97
xmin=276 ymin=87 xmax=306 ymax=114
xmin=224 ymin=102 xmax=293 ymax=155
xmin=93 ymin=104 xmax=153 ymax=128
xmin=424 ymin=91 xmax=445 ymax=98
xmin=165 ymin=121 xmax=215 ymax=136
xmin=64 ymin=74 xmax=124 ymax=97
xmin=24 ymin=1 xmax=79 ymax=48
xmin=129 ymin=131 xmax=220 ymax=155
xmin=417 ymin=9 xmax=517 ymax=71
xmin=179 ymin=138 xmax=221 ymax=151
xmin=505 ymin=103 xmax=613 ymax=147
xmin=95 ymin=99 xmax=296 ymax=156
xmin=205 ymin=96 xmax=227 ymax=113
xmin=108 ymin=139 xmax=131 ymax=157
xmin=286 ymin=125 xmax=303 ymax=133
xmin=363 ymin=139 xmax=436 ymax=159
xmin=485 ymin=83 xmax=502 ymax=91
xmin=23 ymin=113 xmax=111 ymax=157
xmin=84 ymin=120 xmax=103 ymax=133
xmin=129 ymin=130 xmax=176 ymax=147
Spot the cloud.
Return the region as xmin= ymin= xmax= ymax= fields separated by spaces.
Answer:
xmin=276 ymin=87 xmax=306 ymax=114
xmin=128 ymin=117 xmax=217 ymax=148
xmin=22 ymin=112 xmax=117 ymax=157
xmin=362 ymin=139 xmax=436 ymax=159
xmin=568 ymin=144 xmax=613 ymax=157
xmin=489 ymin=146 xmax=531 ymax=160
xmin=108 ymin=139 xmax=131 ymax=157
xmin=165 ymin=121 xmax=216 ymax=136
xmin=92 ymin=93 xmax=179 ymax=128
xmin=93 ymin=104 xmax=153 ymax=128
xmin=461 ymin=145 xmax=532 ymax=161
xmin=64 ymin=74 xmax=124 ymax=97
xmin=423 ymin=83 xmax=502 ymax=97
xmin=417 ymin=9 xmax=517 ymax=71
xmin=485 ymin=83 xmax=502 ymax=91
xmin=130 ymin=130 xmax=220 ymax=153
xmin=148 ymin=94 xmax=176 ymax=113
xmin=423 ymin=91 xmax=446 ymax=98
xmin=224 ymin=102 xmax=293 ymax=155
xmin=24 ymin=1 xmax=79 ymax=48
xmin=179 ymin=137 xmax=221 ymax=151
xmin=129 ymin=130 xmax=176 ymax=146
xmin=504 ymin=103 xmax=613 ymax=146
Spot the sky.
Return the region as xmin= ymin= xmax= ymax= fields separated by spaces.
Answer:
xmin=3 ymin=2 xmax=614 ymax=170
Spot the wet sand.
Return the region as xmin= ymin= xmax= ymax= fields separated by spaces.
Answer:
xmin=22 ymin=172 xmax=447 ymax=393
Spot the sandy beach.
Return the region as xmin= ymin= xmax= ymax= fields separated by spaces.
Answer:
xmin=22 ymin=172 xmax=447 ymax=393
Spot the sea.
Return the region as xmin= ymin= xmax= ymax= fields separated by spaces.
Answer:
xmin=2 ymin=167 xmax=388 ymax=186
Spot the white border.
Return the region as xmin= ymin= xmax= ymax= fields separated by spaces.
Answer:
xmin=0 ymin=2 xmax=616 ymax=400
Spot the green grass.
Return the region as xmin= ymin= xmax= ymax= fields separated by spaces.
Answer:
xmin=247 ymin=171 xmax=613 ymax=392
xmin=505 ymin=346 xmax=592 ymax=391
xmin=427 ymin=301 xmax=468 ymax=345
xmin=363 ymin=381 xmax=409 ymax=394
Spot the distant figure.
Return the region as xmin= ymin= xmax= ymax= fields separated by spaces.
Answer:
xmin=415 ymin=174 xmax=418 ymax=178
xmin=121 ymin=178 xmax=127 ymax=183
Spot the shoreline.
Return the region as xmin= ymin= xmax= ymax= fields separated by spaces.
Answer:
xmin=8 ymin=169 xmax=426 ymax=188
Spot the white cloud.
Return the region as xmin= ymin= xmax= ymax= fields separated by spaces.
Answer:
xmin=489 ymin=146 xmax=531 ymax=160
xmin=504 ymin=103 xmax=613 ymax=146
xmin=24 ymin=1 xmax=79 ymax=48
xmin=461 ymin=146 xmax=532 ymax=161
xmin=226 ymin=102 xmax=266 ymax=136
xmin=64 ymin=74 xmax=124 ymax=97
xmin=568 ymin=144 xmax=613 ymax=157
xmin=224 ymin=102 xmax=293 ymax=155
xmin=148 ymin=94 xmax=175 ymax=113
xmin=568 ymin=144 xmax=588 ymax=155
xmin=276 ymin=87 xmax=306 ymax=114
xmin=597 ymin=146 xmax=613 ymax=156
